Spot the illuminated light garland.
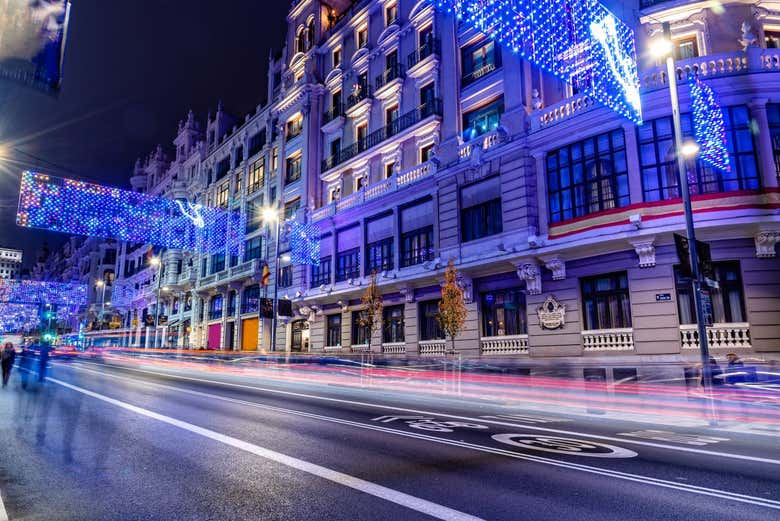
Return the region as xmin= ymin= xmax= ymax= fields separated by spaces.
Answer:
xmin=16 ymin=172 xmax=246 ymax=257
xmin=689 ymin=76 xmax=730 ymax=172
xmin=433 ymin=0 xmax=642 ymax=123
xmin=0 ymin=303 xmax=41 ymax=333
xmin=288 ymin=222 xmax=321 ymax=266
xmin=0 ymin=279 xmax=87 ymax=306
xmin=110 ymin=283 xmax=136 ymax=308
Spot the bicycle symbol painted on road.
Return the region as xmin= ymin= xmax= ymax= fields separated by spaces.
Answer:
xmin=492 ymin=434 xmax=638 ymax=458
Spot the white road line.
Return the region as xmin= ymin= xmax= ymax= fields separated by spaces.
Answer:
xmin=49 ymin=368 xmax=780 ymax=511
xmin=68 ymin=361 xmax=780 ymax=467
xmin=0 ymin=487 xmax=8 ymax=521
xmin=45 ymin=376 xmax=483 ymax=521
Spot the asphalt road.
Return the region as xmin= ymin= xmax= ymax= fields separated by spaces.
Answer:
xmin=0 ymin=357 xmax=778 ymax=521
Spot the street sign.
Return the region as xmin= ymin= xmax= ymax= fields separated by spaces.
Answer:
xmin=655 ymin=293 xmax=672 ymax=302
xmin=698 ymin=288 xmax=714 ymax=327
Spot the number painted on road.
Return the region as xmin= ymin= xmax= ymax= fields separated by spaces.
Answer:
xmin=492 ymin=434 xmax=638 ymax=458
xmin=372 ymin=415 xmax=489 ymax=433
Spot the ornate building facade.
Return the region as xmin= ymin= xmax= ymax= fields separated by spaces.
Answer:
xmin=92 ymin=0 xmax=778 ymax=380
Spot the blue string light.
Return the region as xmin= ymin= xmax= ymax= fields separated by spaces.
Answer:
xmin=17 ymin=171 xmax=246 ymax=257
xmin=433 ymin=0 xmax=642 ymax=123
xmin=689 ymin=76 xmax=730 ymax=172
xmin=0 ymin=279 xmax=87 ymax=306
xmin=288 ymin=222 xmax=321 ymax=266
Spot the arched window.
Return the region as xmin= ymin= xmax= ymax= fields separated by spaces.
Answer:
xmin=306 ymin=19 xmax=315 ymax=49
xmin=296 ymin=26 xmax=306 ymax=54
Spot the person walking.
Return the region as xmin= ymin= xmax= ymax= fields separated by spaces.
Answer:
xmin=1 ymin=342 xmax=16 ymax=387
xmin=725 ymin=353 xmax=746 ymax=385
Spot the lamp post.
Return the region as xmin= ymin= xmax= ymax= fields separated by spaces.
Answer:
xmin=652 ymin=23 xmax=716 ymax=421
xmin=262 ymin=206 xmax=282 ymax=352
xmin=150 ymin=256 xmax=163 ymax=348
xmin=95 ymin=279 xmax=106 ymax=330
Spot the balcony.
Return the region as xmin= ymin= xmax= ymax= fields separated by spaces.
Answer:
xmin=458 ymin=129 xmax=505 ymax=161
xmin=680 ymin=323 xmax=751 ymax=350
xmin=419 ymin=340 xmax=447 ymax=357
xmin=381 ymin=342 xmax=406 ymax=354
xmin=581 ymin=329 xmax=635 ymax=352
xmin=480 ymin=335 xmax=529 ymax=356
xmin=345 ymin=85 xmax=373 ymax=118
xmin=323 ymin=104 xmax=345 ymax=125
xmin=374 ymin=63 xmax=404 ymax=98
xmin=407 ymin=39 xmax=441 ymax=74
xmin=229 ymin=259 xmax=258 ymax=278
xmin=311 ymin=161 xmax=435 ymax=222
xmin=322 ymin=99 xmax=442 ymax=172
xmin=462 ymin=62 xmax=498 ymax=87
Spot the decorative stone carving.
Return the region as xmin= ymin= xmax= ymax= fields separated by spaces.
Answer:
xmin=455 ymin=275 xmax=473 ymax=304
xmin=531 ymin=88 xmax=543 ymax=110
xmin=541 ymin=255 xmax=566 ymax=281
xmin=537 ymin=295 xmax=566 ymax=330
xmin=398 ymin=285 xmax=415 ymax=303
xmin=755 ymin=232 xmax=779 ymax=258
xmin=517 ymin=263 xmax=542 ymax=295
xmin=739 ymin=21 xmax=757 ymax=50
xmin=629 ymin=237 xmax=657 ymax=268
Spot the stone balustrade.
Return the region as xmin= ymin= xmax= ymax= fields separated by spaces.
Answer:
xmin=323 ymin=345 xmax=342 ymax=352
xmin=581 ymin=328 xmax=635 ymax=351
xmin=419 ymin=339 xmax=447 ymax=356
xmin=641 ymin=51 xmax=749 ymax=91
xmin=531 ymin=94 xmax=595 ymax=132
xmin=381 ymin=342 xmax=406 ymax=354
xmin=480 ymin=335 xmax=529 ymax=355
xmin=458 ymin=130 xmax=502 ymax=160
xmin=351 ymin=344 xmax=370 ymax=353
xmin=680 ymin=323 xmax=751 ymax=350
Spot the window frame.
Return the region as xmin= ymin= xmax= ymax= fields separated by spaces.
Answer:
xmin=580 ymin=272 xmax=633 ymax=331
xmin=326 ymin=313 xmax=342 ymax=347
xmin=419 ymin=300 xmax=444 ymax=341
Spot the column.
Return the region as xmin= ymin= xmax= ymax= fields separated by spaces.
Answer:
xmin=533 ymin=152 xmax=549 ymax=237
xmin=749 ymin=98 xmax=779 ymax=189
xmin=220 ymin=290 xmax=229 ymax=350
xmin=623 ymin=122 xmax=644 ymax=204
xmin=435 ymin=10 xmax=460 ymax=164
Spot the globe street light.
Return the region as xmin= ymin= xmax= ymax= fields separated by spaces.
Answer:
xmin=95 ymin=279 xmax=106 ymax=331
xmin=651 ymin=22 xmax=716 ymax=421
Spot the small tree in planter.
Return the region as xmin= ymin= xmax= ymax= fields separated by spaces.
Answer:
xmin=358 ymin=271 xmax=383 ymax=352
xmin=438 ymin=259 xmax=467 ymax=354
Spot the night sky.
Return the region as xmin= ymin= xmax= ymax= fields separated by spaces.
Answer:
xmin=0 ymin=0 xmax=290 ymax=267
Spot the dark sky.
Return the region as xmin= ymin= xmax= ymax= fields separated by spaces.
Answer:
xmin=0 ymin=0 xmax=290 ymax=267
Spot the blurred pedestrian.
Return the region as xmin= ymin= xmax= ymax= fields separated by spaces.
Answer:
xmin=725 ymin=353 xmax=746 ymax=385
xmin=1 ymin=342 xmax=16 ymax=387
xmin=38 ymin=344 xmax=50 ymax=383
xmin=19 ymin=346 xmax=31 ymax=389
xmin=702 ymin=357 xmax=724 ymax=387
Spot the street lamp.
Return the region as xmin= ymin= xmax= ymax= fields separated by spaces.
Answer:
xmin=96 ymin=279 xmax=106 ymax=330
xmin=149 ymin=256 xmax=163 ymax=348
xmin=262 ymin=206 xmax=281 ymax=353
xmin=651 ymin=23 xmax=716 ymax=420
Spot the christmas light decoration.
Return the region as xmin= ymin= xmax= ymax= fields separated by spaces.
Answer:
xmin=689 ymin=76 xmax=730 ymax=172
xmin=288 ymin=222 xmax=321 ymax=266
xmin=110 ymin=283 xmax=136 ymax=308
xmin=16 ymin=172 xmax=246 ymax=257
xmin=433 ymin=0 xmax=642 ymax=123
xmin=0 ymin=279 xmax=87 ymax=306
xmin=0 ymin=303 xmax=40 ymax=333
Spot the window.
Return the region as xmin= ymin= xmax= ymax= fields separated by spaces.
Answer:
xmin=367 ymin=237 xmax=393 ymax=273
xmin=249 ymin=130 xmax=266 ymax=158
xmin=246 ymin=202 xmax=262 ymax=234
xmin=581 ymin=272 xmax=632 ymax=331
xmin=547 ymin=129 xmax=629 ymax=223
xmin=673 ymin=36 xmax=699 ymax=60
xmin=230 ymin=254 xmax=239 ymax=268
xmin=227 ymin=291 xmax=237 ymax=315
xmin=419 ymin=300 xmax=444 ymax=340
xmin=244 ymin=237 xmax=263 ymax=261
xmin=639 ymin=107 xmax=759 ymax=201
xmin=357 ymin=26 xmax=368 ymax=49
xmin=200 ymin=258 xmax=207 ymax=277
xmin=279 ymin=265 xmax=293 ymax=288
xmin=234 ymin=146 xmax=244 ymax=167
xmin=270 ymin=186 xmax=277 ymax=205
xmin=461 ymin=198 xmax=502 ymax=242
xmin=208 ymin=295 xmax=223 ymax=321
xmin=401 ymin=226 xmax=433 ymax=268
xmin=184 ymin=294 xmax=192 ymax=312
xmin=385 ymin=162 xmax=395 ymax=178
xmin=765 ymin=103 xmax=780 ymax=176
xmin=286 ymin=155 xmax=302 ymax=184
xmin=420 ymin=143 xmax=434 ymax=162
xmin=284 ymin=198 xmax=301 ymax=221
xmin=216 ymin=182 xmax=229 ymax=208
xmin=311 ymin=257 xmax=332 ymax=288
xmin=271 ymin=147 xmax=278 ymax=172
xmin=241 ymin=285 xmax=260 ymax=314
xmin=482 ymin=289 xmax=527 ymax=337
xmin=336 ymin=248 xmax=360 ymax=282
xmin=235 ymin=173 xmax=243 ymax=196
xmin=385 ymin=104 xmax=399 ymax=126
xmin=286 ymin=116 xmax=303 ymax=141
xmin=248 ymin=158 xmax=265 ymax=193
xmin=211 ymin=253 xmax=225 ymax=274
xmin=355 ymin=174 xmax=367 ymax=191
xmin=356 ymin=122 xmax=368 ymax=146
xmin=385 ymin=2 xmax=398 ymax=26
xmin=216 ymin=157 xmax=230 ymax=181
xmin=383 ymin=305 xmax=404 ymax=343
xmin=462 ymin=40 xmax=501 ymax=86
xmin=420 ymin=82 xmax=435 ymax=106
xmin=675 ymin=262 xmax=746 ymax=325
xmin=333 ymin=47 xmax=342 ymax=68
xmin=463 ymin=97 xmax=504 ymax=140
xmin=352 ymin=311 xmax=370 ymax=345
xmin=330 ymin=137 xmax=342 ymax=160
xmin=103 ymin=249 xmax=116 ymax=265
xmin=326 ymin=314 xmax=342 ymax=347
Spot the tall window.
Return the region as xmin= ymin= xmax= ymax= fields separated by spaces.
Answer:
xmin=286 ymin=155 xmax=302 ymax=184
xmin=211 ymin=253 xmax=225 ymax=274
xmin=227 ymin=291 xmax=237 ymax=315
xmin=241 ymin=285 xmax=260 ymax=314
xmin=333 ymin=47 xmax=342 ymax=68
xmin=279 ymin=265 xmax=293 ymax=288
xmin=461 ymin=177 xmax=502 ymax=242
xmin=547 ymin=129 xmax=629 ymax=223
xmin=419 ymin=300 xmax=444 ymax=341
xmin=482 ymin=289 xmax=527 ymax=337
xmin=352 ymin=311 xmax=370 ymax=345
xmin=765 ymin=103 xmax=780 ymax=177
xmin=385 ymin=2 xmax=398 ymax=26
xmin=336 ymin=248 xmax=360 ymax=282
xmin=284 ymin=198 xmax=301 ymax=221
xmin=673 ymin=36 xmax=699 ymax=60
xmin=248 ymin=158 xmax=265 ymax=193
xmin=463 ymin=97 xmax=504 ymax=140
xmin=367 ymin=237 xmax=393 ymax=273
xmin=208 ymin=295 xmax=223 ymax=321
xmin=675 ymin=262 xmax=746 ymax=325
xmin=357 ymin=26 xmax=368 ymax=49
xmin=461 ymin=40 xmax=501 ymax=86
xmin=326 ymin=314 xmax=342 ymax=347
xmin=216 ymin=182 xmax=229 ymax=208
xmin=249 ymin=130 xmax=266 ymax=158
xmin=639 ymin=107 xmax=759 ymax=201
xmin=401 ymin=226 xmax=433 ymax=268
xmin=383 ymin=305 xmax=404 ymax=343
xmin=244 ymin=237 xmax=263 ymax=261
xmin=581 ymin=273 xmax=632 ymax=331
xmin=311 ymin=257 xmax=332 ymax=288
xmin=246 ymin=202 xmax=262 ymax=234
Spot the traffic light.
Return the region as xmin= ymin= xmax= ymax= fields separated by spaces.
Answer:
xmin=42 ymin=331 xmax=57 ymax=344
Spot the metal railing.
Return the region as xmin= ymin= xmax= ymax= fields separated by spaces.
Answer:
xmin=408 ymin=39 xmax=441 ymax=69
xmin=375 ymin=63 xmax=404 ymax=91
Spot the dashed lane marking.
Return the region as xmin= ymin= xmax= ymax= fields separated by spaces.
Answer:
xmin=0 ymin=487 xmax=8 ymax=521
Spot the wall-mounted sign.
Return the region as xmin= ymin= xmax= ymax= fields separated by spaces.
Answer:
xmin=655 ymin=293 xmax=672 ymax=302
xmin=538 ymin=295 xmax=566 ymax=330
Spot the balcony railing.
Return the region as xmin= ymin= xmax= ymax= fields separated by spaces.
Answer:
xmin=419 ymin=340 xmax=447 ymax=357
xmin=408 ymin=38 xmax=441 ymax=69
xmin=582 ymin=328 xmax=635 ymax=351
xmin=680 ymin=323 xmax=751 ymax=350
xmin=375 ymin=63 xmax=404 ymax=91
xmin=322 ymin=99 xmax=442 ymax=171
xmin=323 ymin=104 xmax=344 ymax=124
xmin=347 ymin=85 xmax=372 ymax=110
xmin=480 ymin=335 xmax=529 ymax=355
xmin=462 ymin=62 xmax=498 ymax=87
xmin=381 ymin=342 xmax=406 ymax=354
xmin=458 ymin=129 xmax=504 ymax=160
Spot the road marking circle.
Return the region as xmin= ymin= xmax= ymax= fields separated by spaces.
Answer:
xmin=492 ymin=434 xmax=638 ymax=458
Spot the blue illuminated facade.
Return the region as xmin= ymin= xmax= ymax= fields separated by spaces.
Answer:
xmin=690 ymin=77 xmax=731 ymax=173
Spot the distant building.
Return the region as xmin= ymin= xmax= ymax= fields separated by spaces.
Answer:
xmin=0 ymin=247 xmax=22 ymax=279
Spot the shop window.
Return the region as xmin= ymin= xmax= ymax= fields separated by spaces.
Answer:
xmin=581 ymin=272 xmax=632 ymax=330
